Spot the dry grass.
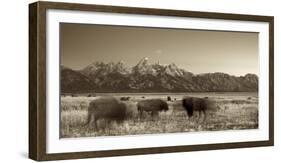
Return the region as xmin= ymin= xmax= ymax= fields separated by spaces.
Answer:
xmin=60 ymin=93 xmax=258 ymax=138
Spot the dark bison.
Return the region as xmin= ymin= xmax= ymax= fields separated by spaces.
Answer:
xmin=182 ymin=96 xmax=208 ymax=120
xmin=120 ymin=96 xmax=130 ymax=101
xmin=137 ymin=99 xmax=169 ymax=118
xmin=86 ymin=97 xmax=127 ymax=130
xmin=167 ymin=96 xmax=172 ymax=101
xmin=87 ymin=94 xmax=96 ymax=97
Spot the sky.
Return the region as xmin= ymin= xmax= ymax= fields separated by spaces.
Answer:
xmin=60 ymin=23 xmax=259 ymax=76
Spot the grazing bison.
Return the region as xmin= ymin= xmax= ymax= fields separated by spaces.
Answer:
xmin=86 ymin=97 xmax=127 ymax=130
xmin=182 ymin=96 xmax=208 ymax=120
xmin=137 ymin=99 xmax=169 ymax=118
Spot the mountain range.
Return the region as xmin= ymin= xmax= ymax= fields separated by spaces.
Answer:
xmin=61 ymin=58 xmax=258 ymax=93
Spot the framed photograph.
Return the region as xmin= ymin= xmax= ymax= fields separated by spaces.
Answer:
xmin=29 ymin=1 xmax=274 ymax=161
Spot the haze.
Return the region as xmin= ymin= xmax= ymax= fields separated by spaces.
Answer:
xmin=60 ymin=23 xmax=259 ymax=76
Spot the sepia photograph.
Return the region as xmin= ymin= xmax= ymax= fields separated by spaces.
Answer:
xmin=28 ymin=2 xmax=274 ymax=160
xmin=59 ymin=23 xmax=259 ymax=138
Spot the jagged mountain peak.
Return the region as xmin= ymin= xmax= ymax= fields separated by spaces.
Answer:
xmin=82 ymin=60 xmax=130 ymax=77
xmin=134 ymin=57 xmax=150 ymax=69
xmin=164 ymin=63 xmax=185 ymax=76
xmin=136 ymin=57 xmax=149 ymax=66
xmin=132 ymin=57 xmax=157 ymax=75
xmin=61 ymin=59 xmax=259 ymax=93
xmin=112 ymin=61 xmax=130 ymax=75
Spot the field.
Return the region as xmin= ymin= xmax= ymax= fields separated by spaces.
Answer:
xmin=60 ymin=92 xmax=258 ymax=138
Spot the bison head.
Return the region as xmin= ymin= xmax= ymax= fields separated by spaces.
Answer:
xmin=182 ymin=97 xmax=194 ymax=117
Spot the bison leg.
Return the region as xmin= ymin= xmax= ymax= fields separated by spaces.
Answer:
xmin=198 ymin=110 xmax=207 ymax=122
xmin=151 ymin=111 xmax=159 ymax=121
xmin=138 ymin=110 xmax=144 ymax=121
xmin=150 ymin=111 xmax=154 ymax=120
xmin=89 ymin=115 xmax=98 ymax=132
xmin=93 ymin=118 xmax=99 ymax=131
xmin=100 ymin=119 xmax=109 ymax=133
xmin=85 ymin=112 xmax=92 ymax=127
xmin=202 ymin=110 xmax=207 ymax=122
xmin=197 ymin=110 xmax=202 ymax=123
xmin=199 ymin=110 xmax=202 ymax=119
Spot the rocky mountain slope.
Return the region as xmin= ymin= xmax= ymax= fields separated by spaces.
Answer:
xmin=61 ymin=58 xmax=258 ymax=93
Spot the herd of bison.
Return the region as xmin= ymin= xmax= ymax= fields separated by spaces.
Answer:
xmin=87 ymin=96 xmax=211 ymax=130
xmin=61 ymin=94 xmax=258 ymax=137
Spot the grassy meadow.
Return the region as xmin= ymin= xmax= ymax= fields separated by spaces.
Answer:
xmin=60 ymin=92 xmax=258 ymax=138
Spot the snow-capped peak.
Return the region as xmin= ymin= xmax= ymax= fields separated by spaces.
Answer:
xmin=135 ymin=57 xmax=149 ymax=68
xmin=133 ymin=57 xmax=157 ymax=75
xmin=164 ymin=63 xmax=184 ymax=76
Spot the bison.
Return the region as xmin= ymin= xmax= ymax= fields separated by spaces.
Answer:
xmin=167 ymin=96 xmax=172 ymax=101
xmin=120 ymin=96 xmax=130 ymax=101
xmin=86 ymin=97 xmax=127 ymax=130
xmin=137 ymin=99 xmax=169 ymax=118
xmin=182 ymin=96 xmax=208 ymax=120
